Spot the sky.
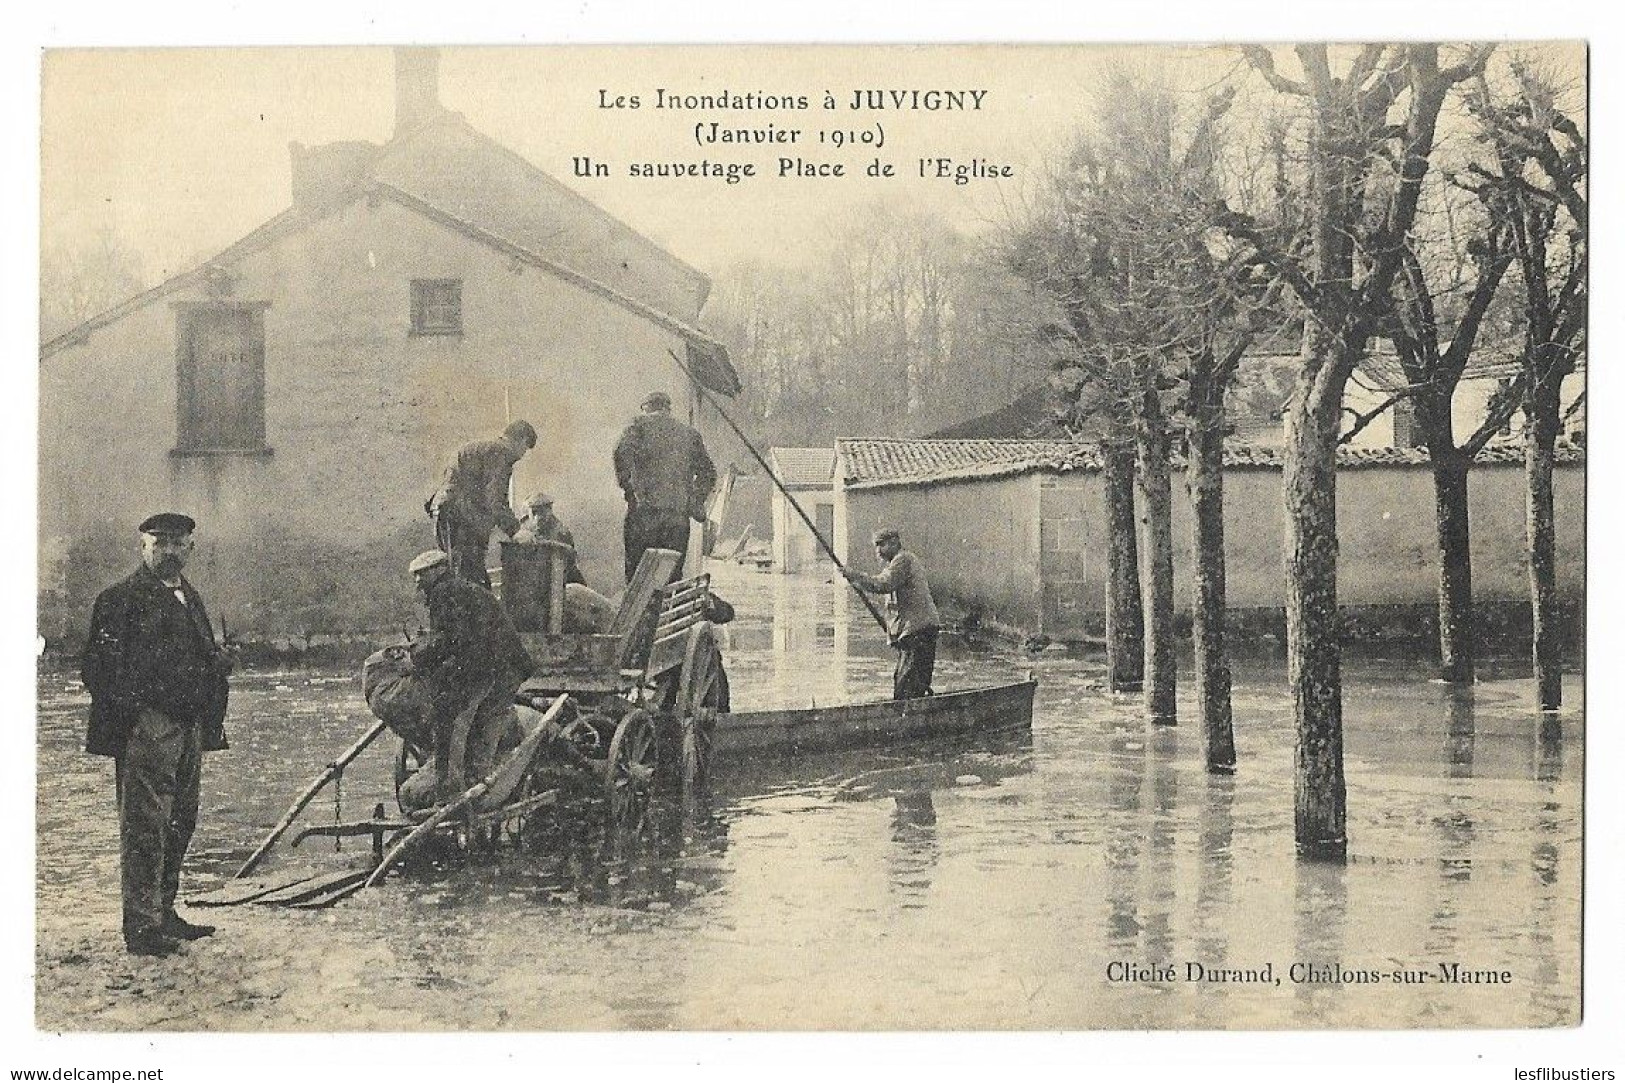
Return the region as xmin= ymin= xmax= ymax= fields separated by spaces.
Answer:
xmin=40 ymin=44 xmax=1249 ymax=284
xmin=41 ymin=42 xmax=1585 ymax=294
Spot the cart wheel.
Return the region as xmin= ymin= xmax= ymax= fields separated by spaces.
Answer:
xmin=605 ymin=708 xmax=659 ymax=824
xmin=394 ymin=741 xmax=431 ymax=814
xmin=676 ymin=624 xmax=726 ymax=791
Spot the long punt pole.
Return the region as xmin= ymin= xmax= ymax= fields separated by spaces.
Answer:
xmin=668 ymin=349 xmax=890 ymax=636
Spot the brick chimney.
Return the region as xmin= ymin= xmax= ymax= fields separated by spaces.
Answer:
xmin=394 ymin=47 xmax=442 ymax=135
xmin=290 ymin=140 xmax=375 ymax=212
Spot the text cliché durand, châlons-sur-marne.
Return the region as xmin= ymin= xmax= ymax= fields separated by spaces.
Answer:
xmin=1105 ymin=961 xmax=1516 ymax=987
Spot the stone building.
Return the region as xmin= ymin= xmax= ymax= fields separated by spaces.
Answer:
xmin=39 ymin=48 xmax=741 ymax=643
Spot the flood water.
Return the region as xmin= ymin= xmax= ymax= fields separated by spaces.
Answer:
xmin=35 ymin=562 xmax=1582 ymax=1030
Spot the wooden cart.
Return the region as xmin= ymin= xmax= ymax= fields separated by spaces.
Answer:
xmin=217 ymin=546 xmax=726 ymax=906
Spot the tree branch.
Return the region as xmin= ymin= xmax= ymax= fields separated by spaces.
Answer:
xmin=1240 ymin=46 xmax=1307 ymax=96
xmin=1461 ymin=373 xmax=1528 ymax=458
xmin=1339 ymin=386 xmax=1418 ymax=445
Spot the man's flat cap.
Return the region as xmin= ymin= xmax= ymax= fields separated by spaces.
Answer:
xmin=408 ymin=549 xmax=450 ymax=574
xmin=641 ymin=391 xmax=672 ymax=411
xmin=139 ymin=512 xmax=196 ymax=536
xmin=526 ymin=491 xmax=555 ymax=508
xmin=503 ymin=419 xmax=538 ymax=448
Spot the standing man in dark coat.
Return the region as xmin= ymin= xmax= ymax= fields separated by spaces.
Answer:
xmin=405 ymin=550 xmax=534 ymax=806
xmin=428 ymin=419 xmax=538 ymax=588
xmin=81 ymin=513 xmax=236 ymax=956
xmin=843 ymin=528 xmax=941 ymax=701
xmin=613 ymin=391 xmax=716 ymax=583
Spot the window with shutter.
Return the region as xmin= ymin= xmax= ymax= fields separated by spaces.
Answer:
xmin=174 ymin=303 xmax=268 ymax=453
xmin=411 ymin=279 xmax=462 ymax=335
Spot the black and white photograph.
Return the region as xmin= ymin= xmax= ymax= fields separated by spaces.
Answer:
xmin=14 ymin=15 xmax=1612 ymax=1076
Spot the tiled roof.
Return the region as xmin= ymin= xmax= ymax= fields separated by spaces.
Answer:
xmin=839 ymin=438 xmax=1584 ymax=490
xmin=769 ymin=447 xmax=836 ymax=488
xmin=840 ymin=440 xmax=1101 ymax=489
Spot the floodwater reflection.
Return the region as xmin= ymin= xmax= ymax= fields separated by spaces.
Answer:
xmin=34 ymin=563 xmax=1583 ymax=1030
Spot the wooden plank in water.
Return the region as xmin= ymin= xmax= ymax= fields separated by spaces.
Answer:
xmin=284 ymin=874 xmax=371 ymax=910
xmin=251 ymin=868 xmax=372 ymax=906
xmin=187 ymin=871 xmax=323 ymax=907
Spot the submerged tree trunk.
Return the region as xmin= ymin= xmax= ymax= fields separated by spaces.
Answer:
xmin=1285 ymin=384 xmax=1347 ymax=861
xmin=1188 ymin=406 xmax=1236 ymax=771
xmin=1102 ymin=442 xmax=1144 ymax=694
xmin=1525 ymin=386 xmax=1563 ymax=711
xmin=1136 ymin=393 xmax=1177 ymax=725
xmin=1429 ymin=447 xmax=1476 ymax=685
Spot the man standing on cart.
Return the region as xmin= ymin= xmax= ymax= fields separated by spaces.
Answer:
xmin=405 ymin=550 xmax=534 ymax=807
xmin=613 ymin=391 xmax=716 ymax=584
xmin=427 ymin=419 xmax=538 ymax=588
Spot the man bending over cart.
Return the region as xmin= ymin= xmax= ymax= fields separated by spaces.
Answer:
xmin=403 ymin=550 xmax=535 ymax=808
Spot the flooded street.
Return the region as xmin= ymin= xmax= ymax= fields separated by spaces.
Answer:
xmin=35 ymin=562 xmax=1582 ymax=1030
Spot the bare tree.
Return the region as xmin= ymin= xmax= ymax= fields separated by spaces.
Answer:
xmin=1009 ymin=72 xmax=1258 ymax=744
xmin=1464 ymin=63 xmax=1586 ymax=711
xmin=1217 ymin=44 xmax=1493 ymax=859
xmin=700 ymin=204 xmax=1046 ymax=449
xmin=40 ymin=229 xmax=147 ymax=341
xmin=1373 ymin=187 xmax=1522 ymax=685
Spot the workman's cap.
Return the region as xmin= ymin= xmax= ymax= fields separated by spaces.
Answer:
xmin=503 ymin=419 xmax=538 ymax=448
xmin=872 ymin=528 xmax=901 ymax=545
xmin=526 ymin=491 xmax=555 ymax=509
xmin=640 ymin=391 xmax=672 ymax=412
xmin=408 ymin=550 xmax=450 ymax=575
xmin=139 ymin=512 xmax=196 ymax=536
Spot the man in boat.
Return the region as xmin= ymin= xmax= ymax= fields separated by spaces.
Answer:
xmin=613 ymin=391 xmax=717 ymax=584
xmin=405 ymin=550 xmax=535 ymax=808
xmin=842 ymin=528 xmax=940 ymax=701
xmin=81 ymin=513 xmax=237 ymax=956
xmin=426 ymin=419 xmax=538 ymax=588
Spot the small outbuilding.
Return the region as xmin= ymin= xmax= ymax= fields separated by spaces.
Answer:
xmin=767 ymin=447 xmax=838 ymax=574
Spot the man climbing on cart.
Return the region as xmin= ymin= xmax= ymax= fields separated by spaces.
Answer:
xmin=402 ymin=550 xmax=535 ymax=809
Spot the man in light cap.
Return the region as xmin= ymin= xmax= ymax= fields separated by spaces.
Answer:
xmin=82 ymin=513 xmax=237 ymax=956
xmin=406 ymin=549 xmax=534 ymax=806
xmin=613 ymin=391 xmax=717 ymax=583
xmin=427 ymin=419 xmax=538 ymax=588
xmin=514 ymin=491 xmax=585 ymax=587
xmin=843 ymin=528 xmax=940 ymax=700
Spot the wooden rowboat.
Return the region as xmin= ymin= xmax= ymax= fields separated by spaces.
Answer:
xmin=713 ymin=678 xmax=1036 ymax=758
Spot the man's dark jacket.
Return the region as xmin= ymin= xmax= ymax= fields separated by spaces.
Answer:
xmin=613 ymin=414 xmax=718 ymax=516
xmin=412 ymin=575 xmax=535 ymax=711
xmin=429 ymin=439 xmax=524 ymax=538
xmin=81 ymin=566 xmax=230 ymax=758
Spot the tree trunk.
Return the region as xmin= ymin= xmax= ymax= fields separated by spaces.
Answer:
xmin=1103 ymin=443 xmax=1144 ymax=693
xmin=1525 ymin=389 xmax=1563 ymax=711
xmin=1188 ymin=411 xmax=1235 ymax=771
xmin=1136 ymin=394 xmax=1177 ymax=725
xmin=1284 ymin=384 xmax=1347 ymax=861
xmin=1430 ymin=449 xmax=1476 ymax=684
